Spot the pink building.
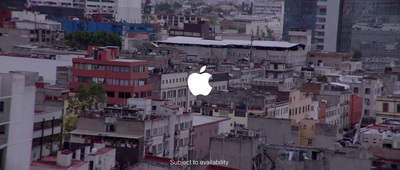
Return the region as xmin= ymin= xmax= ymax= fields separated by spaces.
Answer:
xmin=192 ymin=115 xmax=230 ymax=160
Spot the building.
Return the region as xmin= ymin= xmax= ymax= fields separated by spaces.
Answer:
xmin=210 ymin=72 xmax=229 ymax=91
xmin=209 ymin=129 xmax=262 ymax=170
xmin=154 ymin=14 xmax=205 ymax=28
xmin=30 ymin=151 xmax=89 ymax=170
xmin=155 ymin=36 xmax=307 ymax=67
xmin=342 ymin=75 xmax=383 ymax=120
xmin=31 ymin=144 xmax=116 ymax=170
xmin=70 ymin=98 xmax=193 ymax=166
xmin=299 ymin=119 xmax=318 ymax=146
xmin=288 ymin=90 xmax=313 ymax=123
xmin=337 ymin=0 xmax=400 ymax=54
xmin=260 ymin=144 xmax=371 ymax=170
xmin=282 ymin=0 xmax=317 ymax=41
xmin=69 ymin=46 xmax=153 ymax=105
xmin=248 ymin=117 xmax=298 ymax=145
xmin=56 ymin=66 xmax=73 ymax=88
xmin=252 ymin=0 xmax=284 ymax=23
xmin=0 ymin=10 xmax=65 ymax=53
xmin=148 ymin=71 xmax=196 ymax=111
xmin=0 ymin=55 xmax=74 ymax=85
xmin=350 ymin=94 xmax=363 ymax=126
xmin=131 ymin=156 xmax=186 ymax=170
xmin=264 ymin=60 xmax=294 ymax=89
xmin=288 ymin=29 xmax=312 ymax=52
xmin=306 ymin=51 xmax=351 ymax=72
xmin=27 ymin=0 xmax=142 ymax=23
xmin=274 ymin=101 xmax=290 ymax=119
xmin=0 ymin=72 xmax=36 ymax=170
xmin=314 ymin=0 xmax=341 ymax=52
xmin=245 ymin=20 xmax=283 ymax=41
xmin=169 ymin=21 xmax=216 ymax=40
xmin=376 ymin=95 xmax=400 ymax=123
xmin=193 ymin=90 xmax=276 ymax=129
xmin=356 ymin=121 xmax=400 ymax=149
xmin=50 ymin=18 xmax=160 ymax=35
xmin=192 ymin=115 xmax=230 ymax=160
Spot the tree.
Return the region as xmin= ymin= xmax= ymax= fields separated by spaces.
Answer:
xmin=64 ymin=31 xmax=121 ymax=50
xmin=316 ymin=75 xmax=328 ymax=82
xmin=67 ymin=82 xmax=107 ymax=116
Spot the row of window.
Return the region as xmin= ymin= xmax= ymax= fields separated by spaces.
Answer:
xmin=162 ymin=77 xmax=187 ymax=85
xmin=75 ymin=76 xmax=147 ymax=86
xmin=162 ymin=89 xmax=188 ymax=99
xmin=381 ymin=103 xmax=400 ymax=113
xmin=289 ymin=105 xmax=311 ymax=116
xmin=74 ymin=63 xmax=147 ymax=73
xmin=106 ymin=91 xmax=151 ymax=98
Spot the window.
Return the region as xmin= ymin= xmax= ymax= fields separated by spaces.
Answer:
xmin=365 ymin=88 xmax=371 ymax=94
xmin=274 ymin=74 xmax=278 ymax=78
xmin=316 ymin=38 xmax=324 ymax=43
xmin=118 ymin=92 xmax=131 ymax=98
xmin=152 ymin=106 xmax=157 ymax=110
xmin=303 ymin=124 xmax=307 ymax=129
xmin=0 ymin=101 xmax=4 ymax=112
xmin=120 ymin=66 xmax=129 ymax=73
xmin=317 ymin=31 xmax=325 ymax=36
xmin=153 ymin=129 xmax=157 ymax=136
xmin=353 ymin=87 xmax=359 ymax=94
xmin=157 ymin=144 xmax=162 ymax=153
xmin=146 ymin=129 xmax=151 ymax=137
xmin=319 ymin=7 xmax=326 ymax=15
xmin=364 ymin=109 xmax=370 ymax=116
xmin=317 ymin=17 xmax=326 ymax=23
xmin=311 ymin=106 xmax=314 ymax=111
xmin=106 ymin=124 xmax=115 ymax=132
xmin=397 ymin=104 xmax=400 ymax=113
xmin=308 ymin=139 xmax=313 ymax=145
xmin=365 ymin=99 xmax=370 ymax=105
xmin=234 ymin=111 xmax=246 ymax=117
xmin=106 ymin=91 xmax=115 ymax=98
xmin=274 ymin=64 xmax=278 ymax=70
xmin=383 ymin=103 xmax=389 ymax=112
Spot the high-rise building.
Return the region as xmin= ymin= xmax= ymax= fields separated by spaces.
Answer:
xmin=282 ymin=0 xmax=317 ymax=41
xmin=0 ymin=72 xmax=37 ymax=170
xmin=314 ymin=0 xmax=341 ymax=52
xmin=337 ymin=0 xmax=400 ymax=69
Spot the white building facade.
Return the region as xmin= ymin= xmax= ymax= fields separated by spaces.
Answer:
xmin=0 ymin=73 xmax=36 ymax=170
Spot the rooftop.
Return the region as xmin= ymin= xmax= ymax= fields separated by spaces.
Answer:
xmin=70 ymin=129 xmax=144 ymax=139
xmin=30 ymin=156 xmax=88 ymax=170
xmin=156 ymin=36 xmax=301 ymax=49
xmin=193 ymin=115 xmax=230 ymax=126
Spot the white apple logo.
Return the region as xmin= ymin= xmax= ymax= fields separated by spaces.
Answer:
xmin=188 ymin=66 xmax=212 ymax=96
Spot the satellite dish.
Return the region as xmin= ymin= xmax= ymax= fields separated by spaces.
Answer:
xmin=91 ymin=148 xmax=97 ymax=154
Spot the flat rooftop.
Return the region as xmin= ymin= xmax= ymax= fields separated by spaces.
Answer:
xmin=193 ymin=115 xmax=230 ymax=126
xmin=156 ymin=36 xmax=301 ymax=49
xmin=70 ymin=129 xmax=144 ymax=139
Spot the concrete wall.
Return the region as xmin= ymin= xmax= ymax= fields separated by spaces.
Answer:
xmin=193 ymin=122 xmax=219 ymax=160
xmin=313 ymin=124 xmax=338 ymax=148
xmin=0 ymin=56 xmax=72 ymax=85
xmin=0 ymin=28 xmax=30 ymax=53
xmin=1 ymin=73 xmax=36 ymax=170
xmin=248 ymin=117 xmax=298 ymax=145
xmin=209 ymin=137 xmax=258 ymax=170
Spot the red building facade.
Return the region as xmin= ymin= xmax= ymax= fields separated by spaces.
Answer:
xmin=349 ymin=93 xmax=363 ymax=125
xmin=70 ymin=46 xmax=153 ymax=105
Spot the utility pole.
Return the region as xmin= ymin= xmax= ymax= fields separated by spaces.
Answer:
xmin=249 ymin=30 xmax=254 ymax=69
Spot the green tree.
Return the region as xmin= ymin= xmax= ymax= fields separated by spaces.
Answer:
xmin=65 ymin=31 xmax=121 ymax=50
xmin=316 ymin=75 xmax=328 ymax=82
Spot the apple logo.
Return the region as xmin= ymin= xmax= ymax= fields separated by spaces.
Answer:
xmin=188 ymin=66 xmax=212 ymax=96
